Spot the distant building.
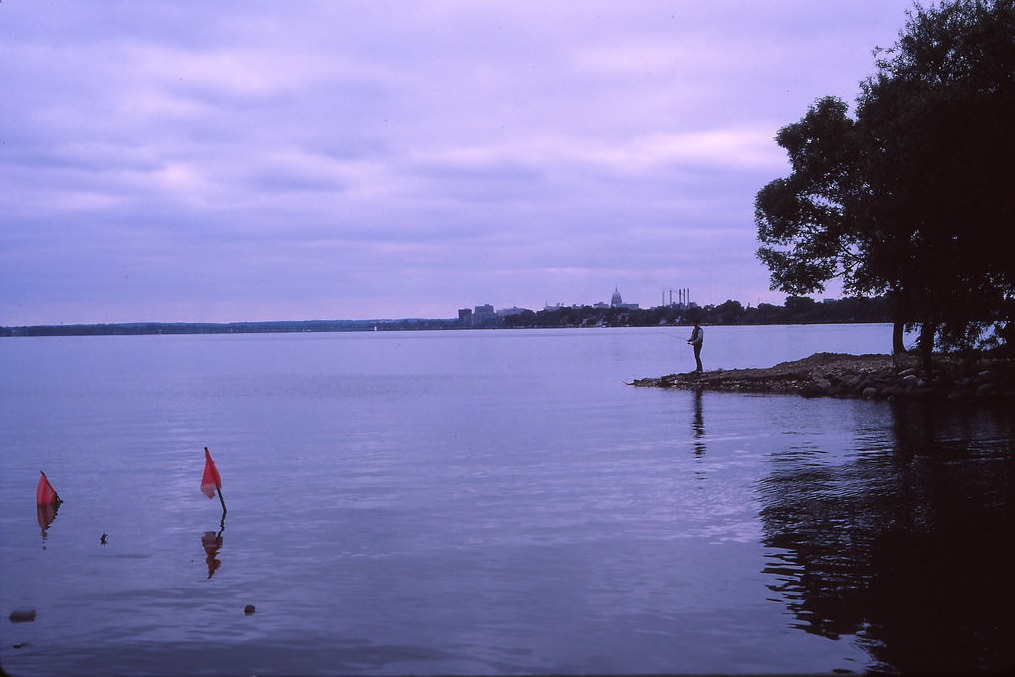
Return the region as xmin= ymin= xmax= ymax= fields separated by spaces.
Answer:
xmin=497 ymin=306 xmax=530 ymax=316
xmin=661 ymin=288 xmax=692 ymax=309
xmin=459 ymin=304 xmax=500 ymax=327
xmin=472 ymin=304 xmax=497 ymax=327
xmin=609 ymin=287 xmax=639 ymax=310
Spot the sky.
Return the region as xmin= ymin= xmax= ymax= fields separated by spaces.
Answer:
xmin=1 ymin=0 xmax=918 ymax=325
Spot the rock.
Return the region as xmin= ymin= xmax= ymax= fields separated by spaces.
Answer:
xmin=244 ymin=604 xmax=256 ymax=615
xmin=800 ymin=383 xmax=827 ymax=398
xmin=630 ymin=352 xmax=1015 ymax=402
xmin=880 ymin=386 xmax=904 ymax=399
xmin=9 ymin=609 xmax=36 ymax=623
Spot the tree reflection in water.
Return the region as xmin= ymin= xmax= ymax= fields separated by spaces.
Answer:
xmin=757 ymin=400 xmax=1015 ymax=674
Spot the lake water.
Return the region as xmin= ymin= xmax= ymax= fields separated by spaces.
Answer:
xmin=1 ymin=325 xmax=1013 ymax=676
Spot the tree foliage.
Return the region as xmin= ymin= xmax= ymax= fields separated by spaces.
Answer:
xmin=755 ymin=0 xmax=1015 ymax=360
xmin=755 ymin=97 xmax=865 ymax=296
xmin=498 ymin=296 xmax=893 ymax=329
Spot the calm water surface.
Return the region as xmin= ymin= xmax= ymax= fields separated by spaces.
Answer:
xmin=1 ymin=326 xmax=1013 ymax=675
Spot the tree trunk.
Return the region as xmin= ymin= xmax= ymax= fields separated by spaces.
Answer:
xmin=918 ymin=322 xmax=935 ymax=372
xmin=892 ymin=320 xmax=906 ymax=357
xmin=888 ymin=289 xmax=908 ymax=362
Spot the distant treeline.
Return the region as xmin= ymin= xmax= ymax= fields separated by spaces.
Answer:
xmin=500 ymin=295 xmax=892 ymax=329
xmin=2 ymin=296 xmax=892 ymax=337
xmin=0 ymin=317 xmax=461 ymax=337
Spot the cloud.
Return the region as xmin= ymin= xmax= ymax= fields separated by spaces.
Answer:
xmin=0 ymin=0 xmax=914 ymax=324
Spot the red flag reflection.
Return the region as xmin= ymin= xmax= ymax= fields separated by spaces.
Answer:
xmin=37 ymin=503 xmax=59 ymax=543
xmin=201 ymin=529 xmax=224 ymax=579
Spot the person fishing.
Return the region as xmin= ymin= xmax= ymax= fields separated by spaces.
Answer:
xmin=687 ymin=319 xmax=704 ymax=372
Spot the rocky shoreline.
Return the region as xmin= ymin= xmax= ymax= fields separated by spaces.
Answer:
xmin=630 ymin=352 xmax=1015 ymax=401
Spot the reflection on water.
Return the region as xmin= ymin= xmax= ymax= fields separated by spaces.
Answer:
xmin=2 ymin=328 xmax=1013 ymax=676
xmin=757 ymin=400 xmax=1015 ymax=674
xmin=201 ymin=514 xmax=226 ymax=579
xmin=691 ymin=390 xmax=706 ymax=459
xmin=36 ymin=503 xmax=60 ymax=546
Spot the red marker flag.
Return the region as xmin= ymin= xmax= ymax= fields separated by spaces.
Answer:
xmin=36 ymin=471 xmax=61 ymax=507
xmin=201 ymin=447 xmax=222 ymax=499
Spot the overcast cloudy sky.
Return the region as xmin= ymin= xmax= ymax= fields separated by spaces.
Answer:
xmin=2 ymin=1 xmax=917 ymax=325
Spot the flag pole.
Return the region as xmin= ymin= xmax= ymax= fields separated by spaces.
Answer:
xmin=217 ymin=487 xmax=227 ymax=515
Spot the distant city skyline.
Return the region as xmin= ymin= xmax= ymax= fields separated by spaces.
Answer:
xmin=457 ymin=286 xmax=654 ymax=320
xmin=1 ymin=284 xmax=814 ymax=328
xmin=464 ymin=285 xmax=726 ymax=319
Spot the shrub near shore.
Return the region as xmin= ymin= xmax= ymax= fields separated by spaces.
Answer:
xmin=631 ymin=352 xmax=1015 ymax=401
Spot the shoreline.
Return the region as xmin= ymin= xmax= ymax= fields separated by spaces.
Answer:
xmin=630 ymin=352 xmax=1015 ymax=401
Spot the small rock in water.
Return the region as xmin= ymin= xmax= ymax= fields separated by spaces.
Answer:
xmin=9 ymin=609 xmax=37 ymax=623
xmin=244 ymin=604 xmax=256 ymax=615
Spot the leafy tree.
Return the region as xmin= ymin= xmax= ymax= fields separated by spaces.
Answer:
xmin=755 ymin=97 xmax=865 ymax=297
xmin=756 ymin=0 xmax=1015 ymax=365
xmin=713 ymin=299 xmax=746 ymax=324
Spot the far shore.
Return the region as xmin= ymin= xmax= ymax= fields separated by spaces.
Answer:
xmin=630 ymin=352 xmax=1015 ymax=401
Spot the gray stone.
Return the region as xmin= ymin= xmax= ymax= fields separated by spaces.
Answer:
xmin=9 ymin=609 xmax=36 ymax=623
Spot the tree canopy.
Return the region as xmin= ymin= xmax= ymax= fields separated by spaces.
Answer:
xmin=755 ymin=0 xmax=1015 ymax=360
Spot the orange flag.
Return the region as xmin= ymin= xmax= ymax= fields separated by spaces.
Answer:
xmin=201 ymin=447 xmax=222 ymax=499
xmin=36 ymin=471 xmax=61 ymax=506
